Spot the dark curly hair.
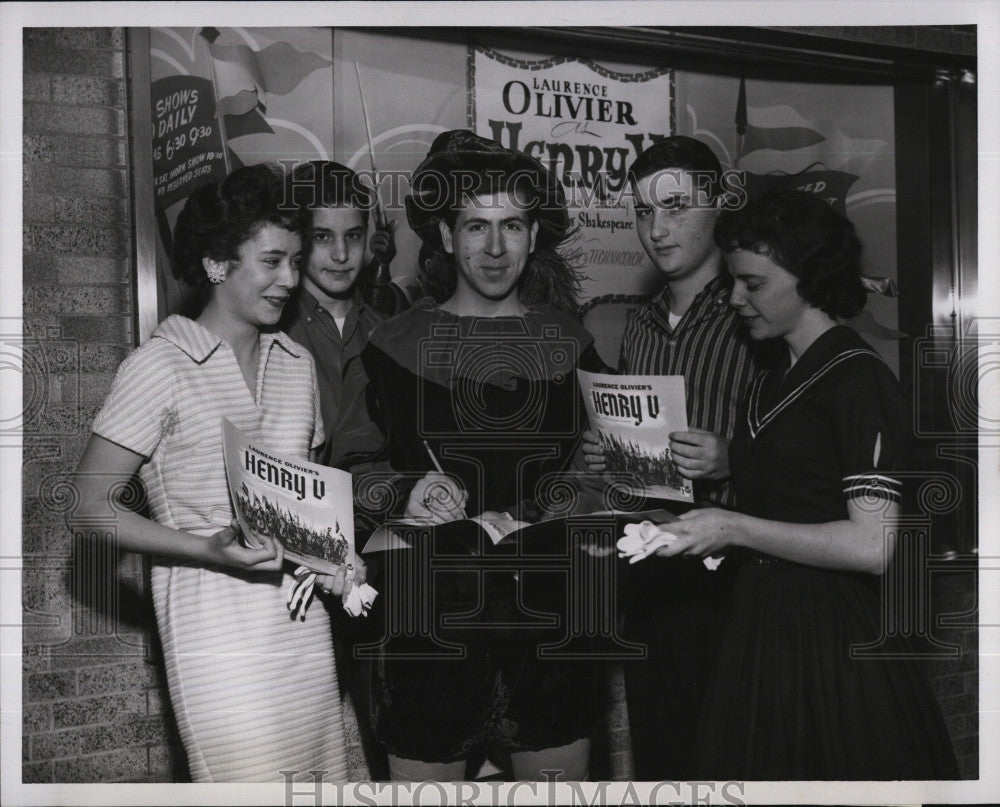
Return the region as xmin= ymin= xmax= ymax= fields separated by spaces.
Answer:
xmin=417 ymin=242 xmax=454 ymax=303
xmin=714 ymin=189 xmax=866 ymax=319
xmin=171 ymin=164 xmax=307 ymax=289
xmin=431 ymin=179 xmax=584 ymax=314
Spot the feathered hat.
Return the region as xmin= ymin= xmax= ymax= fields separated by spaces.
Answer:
xmin=404 ymin=130 xmax=582 ymax=311
xmin=405 ymin=129 xmax=571 ymax=252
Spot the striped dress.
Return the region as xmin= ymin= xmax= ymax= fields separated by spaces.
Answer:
xmin=92 ymin=315 xmax=348 ymax=783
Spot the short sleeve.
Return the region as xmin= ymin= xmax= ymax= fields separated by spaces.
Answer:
xmin=306 ymin=353 xmax=325 ymax=453
xmin=91 ymin=345 xmax=174 ymax=459
xmin=833 ymin=356 xmax=906 ymax=506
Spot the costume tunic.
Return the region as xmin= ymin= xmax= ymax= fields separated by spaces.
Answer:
xmin=360 ymin=300 xmax=606 ymax=762
xmin=92 ymin=315 xmax=348 ymax=783
xmin=696 ymin=326 xmax=958 ymax=779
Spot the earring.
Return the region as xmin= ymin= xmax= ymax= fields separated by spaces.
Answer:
xmin=205 ymin=263 xmax=227 ymax=285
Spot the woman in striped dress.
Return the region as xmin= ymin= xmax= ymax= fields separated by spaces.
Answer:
xmin=71 ymin=165 xmax=353 ymax=782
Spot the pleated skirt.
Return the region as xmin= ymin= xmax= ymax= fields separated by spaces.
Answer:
xmin=696 ymin=561 xmax=959 ymax=780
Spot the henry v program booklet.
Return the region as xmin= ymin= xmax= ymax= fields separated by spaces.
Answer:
xmin=578 ymin=369 xmax=693 ymax=503
xmin=222 ymin=418 xmax=355 ymax=575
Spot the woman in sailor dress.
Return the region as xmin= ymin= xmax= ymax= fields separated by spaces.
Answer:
xmin=624 ymin=190 xmax=958 ymax=780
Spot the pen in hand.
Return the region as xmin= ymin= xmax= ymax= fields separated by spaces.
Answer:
xmin=422 ymin=439 xmax=445 ymax=474
xmin=421 ymin=439 xmax=468 ymax=519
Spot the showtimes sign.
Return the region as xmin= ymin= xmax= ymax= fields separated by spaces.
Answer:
xmin=150 ymin=74 xmax=229 ymax=214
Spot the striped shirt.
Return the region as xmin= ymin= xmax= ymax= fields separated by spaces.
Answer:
xmin=91 ymin=315 xmax=347 ymax=782
xmin=618 ymin=273 xmax=760 ymax=508
xmin=93 ymin=315 xmax=325 ymax=530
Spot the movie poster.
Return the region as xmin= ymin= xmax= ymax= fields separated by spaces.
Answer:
xmin=146 ymin=27 xmax=334 ymax=329
xmin=470 ymin=46 xmax=673 ymax=300
xmin=579 ymin=370 xmax=693 ymax=503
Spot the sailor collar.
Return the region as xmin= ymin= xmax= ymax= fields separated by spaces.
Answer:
xmin=746 ymin=326 xmax=882 ymax=440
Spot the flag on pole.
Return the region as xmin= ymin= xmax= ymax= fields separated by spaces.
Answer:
xmin=735 ymin=76 xmax=748 ymax=137
xmin=740 ymin=104 xmax=826 ymax=157
xmin=735 ymin=76 xmax=747 ymax=167
xmin=199 ymin=29 xmax=333 ymax=117
xmin=224 ymin=107 xmax=274 ymax=140
xmin=743 ymin=164 xmax=860 ymax=215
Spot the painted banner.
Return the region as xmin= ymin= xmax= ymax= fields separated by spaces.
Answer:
xmin=675 ymin=71 xmax=899 ymax=373
xmin=470 ymin=46 xmax=673 ymax=300
xmin=145 ymin=27 xmax=334 ymax=333
xmin=733 ymin=80 xmax=888 ymax=216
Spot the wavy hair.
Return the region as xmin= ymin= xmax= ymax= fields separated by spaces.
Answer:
xmin=714 ymin=189 xmax=866 ymax=319
xmin=171 ymin=164 xmax=307 ymax=288
xmin=519 ymin=245 xmax=586 ymax=314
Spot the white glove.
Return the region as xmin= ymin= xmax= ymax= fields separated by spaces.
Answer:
xmin=343 ymin=583 xmax=379 ymax=617
xmin=617 ymin=521 xmax=676 ymax=564
xmin=616 ymin=521 xmax=724 ymax=570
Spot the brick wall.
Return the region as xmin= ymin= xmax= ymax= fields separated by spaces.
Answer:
xmin=19 ymin=24 xmax=978 ymax=785
xmin=21 ymin=26 xmax=187 ymax=784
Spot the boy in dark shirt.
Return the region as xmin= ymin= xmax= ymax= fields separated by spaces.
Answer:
xmin=281 ymin=161 xmax=395 ymax=471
